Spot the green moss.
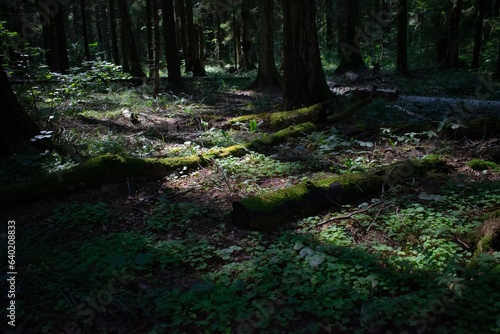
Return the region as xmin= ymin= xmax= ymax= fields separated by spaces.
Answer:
xmin=473 ymin=218 xmax=500 ymax=257
xmin=269 ymin=103 xmax=323 ymax=125
xmin=248 ymin=122 xmax=316 ymax=151
xmin=422 ymin=154 xmax=443 ymax=164
xmin=468 ymin=159 xmax=499 ymax=171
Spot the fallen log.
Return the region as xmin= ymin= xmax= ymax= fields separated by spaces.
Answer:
xmin=228 ymin=102 xmax=329 ymax=129
xmin=231 ymin=156 xmax=449 ymax=230
xmin=0 ymin=123 xmax=316 ymax=207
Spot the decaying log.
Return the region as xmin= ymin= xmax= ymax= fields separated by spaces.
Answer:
xmin=0 ymin=123 xmax=316 ymax=207
xmin=228 ymin=102 xmax=329 ymax=129
xmin=231 ymin=157 xmax=449 ymax=230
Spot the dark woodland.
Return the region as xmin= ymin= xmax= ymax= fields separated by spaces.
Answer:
xmin=0 ymin=0 xmax=500 ymax=333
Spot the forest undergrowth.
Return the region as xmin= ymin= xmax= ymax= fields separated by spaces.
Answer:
xmin=1 ymin=65 xmax=500 ymax=333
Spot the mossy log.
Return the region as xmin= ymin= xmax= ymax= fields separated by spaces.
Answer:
xmin=0 ymin=123 xmax=316 ymax=206
xmin=228 ymin=102 xmax=329 ymax=129
xmin=231 ymin=157 xmax=449 ymax=230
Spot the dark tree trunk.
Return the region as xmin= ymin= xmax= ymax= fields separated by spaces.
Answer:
xmin=215 ymin=1 xmax=228 ymax=67
xmin=249 ymin=0 xmax=282 ymax=90
xmin=175 ymin=0 xmax=191 ymax=72
xmin=335 ymin=0 xmax=366 ymax=74
xmin=40 ymin=9 xmax=56 ymax=71
xmin=153 ymin=0 xmax=161 ymax=97
xmin=396 ymin=0 xmax=408 ymax=74
xmin=234 ymin=13 xmax=242 ymax=69
xmin=495 ymin=37 xmax=500 ymax=78
xmin=108 ymin=0 xmax=121 ymax=65
xmin=117 ymin=0 xmax=146 ymax=77
xmin=325 ymin=0 xmax=334 ymax=49
xmin=162 ymin=0 xmax=183 ymax=91
xmin=100 ymin=5 xmax=112 ymax=61
xmin=146 ymin=0 xmax=154 ymax=78
xmin=55 ymin=4 xmax=69 ymax=72
xmin=494 ymin=2 xmax=500 ymax=78
xmin=240 ymin=0 xmax=256 ymax=71
xmin=80 ymin=0 xmax=91 ymax=61
xmin=184 ymin=0 xmax=206 ymax=76
xmin=0 ymin=63 xmax=48 ymax=157
xmin=38 ymin=1 xmax=69 ymax=73
xmin=282 ymin=0 xmax=333 ymax=110
xmin=472 ymin=0 xmax=486 ymax=68
xmin=442 ymin=0 xmax=463 ymax=67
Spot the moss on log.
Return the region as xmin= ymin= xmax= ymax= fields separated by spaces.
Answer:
xmin=228 ymin=103 xmax=328 ymax=129
xmin=231 ymin=157 xmax=450 ymax=230
xmin=0 ymin=123 xmax=315 ymax=207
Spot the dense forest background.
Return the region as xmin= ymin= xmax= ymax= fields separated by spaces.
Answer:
xmin=2 ymin=0 xmax=500 ymax=84
xmin=1 ymin=1 xmax=500 ymax=333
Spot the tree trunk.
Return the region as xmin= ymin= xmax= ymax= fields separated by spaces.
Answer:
xmin=249 ymin=0 xmax=282 ymax=90
xmin=494 ymin=33 xmax=500 ymax=78
xmin=109 ymin=0 xmax=121 ymax=65
xmin=153 ymin=0 xmax=161 ymax=97
xmin=80 ymin=0 xmax=91 ymax=61
xmin=38 ymin=1 xmax=69 ymax=73
xmin=233 ymin=1 xmax=240 ymax=69
xmin=442 ymin=0 xmax=463 ymax=67
xmin=185 ymin=0 xmax=206 ymax=76
xmin=232 ymin=158 xmax=449 ymax=230
xmin=162 ymin=0 xmax=183 ymax=91
xmin=494 ymin=0 xmax=500 ymax=78
xmin=176 ymin=0 xmax=191 ymax=72
xmin=215 ymin=1 xmax=228 ymax=67
xmin=100 ymin=5 xmax=112 ymax=61
xmin=282 ymin=0 xmax=333 ymax=110
xmin=335 ymin=0 xmax=366 ymax=74
xmin=146 ymin=0 xmax=154 ymax=78
xmin=240 ymin=0 xmax=256 ymax=71
xmin=0 ymin=62 xmax=48 ymax=157
xmin=117 ymin=0 xmax=146 ymax=77
xmin=396 ymin=0 xmax=408 ymax=74
xmin=472 ymin=0 xmax=485 ymax=68
xmin=325 ymin=0 xmax=334 ymax=49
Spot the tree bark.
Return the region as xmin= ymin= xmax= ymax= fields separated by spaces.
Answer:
xmin=153 ymin=0 xmax=161 ymax=97
xmin=249 ymin=0 xmax=282 ymax=90
xmin=0 ymin=62 xmax=48 ymax=157
xmin=335 ymin=0 xmax=366 ymax=74
xmin=215 ymin=1 xmax=229 ymax=66
xmin=162 ymin=0 xmax=183 ymax=91
xmin=325 ymin=0 xmax=334 ymax=49
xmin=117 ymin=0 xmax=146 ymax=77
xmin=240 ymin=0 xmax=256 ymax=71
xmin=232 ymin=158 xmax=449 ymax=230
xmin=146 ymin=0 xmax=154 ymax=78
xmin=442 ymin=0 xmax=463 ymax=67
xmin=80 ymin=0 xmax=91 ymax=61
xmin=282 ymin=0 xmax=333 ymax=110
xmin=396 ymin=0 xmax=408 ymax=74
xmin=472 ymin=0 xmax=486 ymax=68
xmin=185 ymin=0 xmax=206 ymax=76
xmin=100 ymin=4 xmax=112 ymax=61
xmin=175 ymin=0 xmax=191 ymax=72
xmin=109 ymin=0 xmax=121 ymax=65
xmin=38 ymin=1 xmax=69 ymax=72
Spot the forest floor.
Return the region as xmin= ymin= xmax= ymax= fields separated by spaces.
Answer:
xmin=1 ymin=67 xmax=500 ymax=333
